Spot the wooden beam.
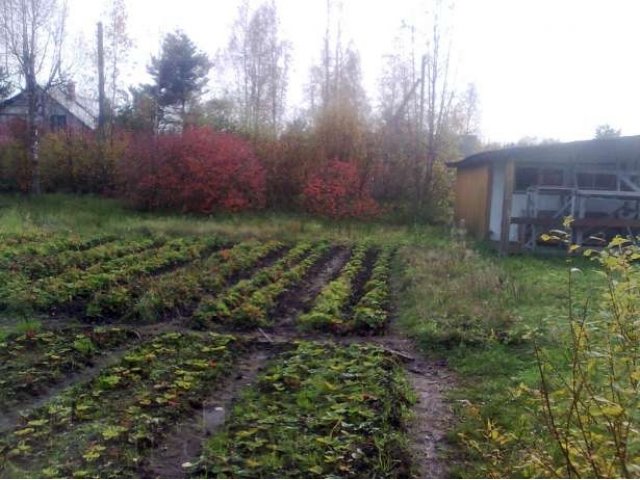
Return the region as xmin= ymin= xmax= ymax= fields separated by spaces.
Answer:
xmin=511 ymin=217 xmax=640 ymax=229
xmin=484 ymin=163 xmax=494 ymax=240
xmin=499 ymin=160 xmax=515 ymax=254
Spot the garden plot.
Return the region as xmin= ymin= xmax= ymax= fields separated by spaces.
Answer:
xmin=1 ymin=236 xmax=224 ymax=316
xmin=0 ymin=233 xmax=421 ymax=479
xmin=87 ymin=240 xmax=285 ymax=321
xmin=0 ymin=327 xmax=138 ymax=411
xmin=192 ymin=241 xmax=334 ymax=330
xmin=0 ymin=332 xmax=241 ymax=478
xmin=299 ymin=244 xmax=394 ymax=334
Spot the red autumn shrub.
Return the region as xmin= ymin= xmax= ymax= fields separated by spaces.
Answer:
xmin=303 ymin=159 xmax=380 ymax=219
xmin=119 ymin=127 xmax=266 ymax=213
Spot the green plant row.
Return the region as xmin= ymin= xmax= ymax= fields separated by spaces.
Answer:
xmin=351 ymin=246 xmax=394 ymax=332
xmin=7 ymin=236 xmax=220 ymax=313
xmin=0 ymin=327 xmax=138 ymax=409
xmin=192 ymin=341 xmax=414 ymax=479
xmin=0 ymin=237 xmax=164 ymax=304
xmin=0 ymin=234 xmax=115 ymax=266
xmin=298 ymin=243 xmax=371 ymax=332
xmin=192 ymin=241 xmax=314 ymax=325
xmin=0 ymin=332 xmax=240 ymax=478
xmin=88 ymin=240 xmax=284 ymax=321
xmin=17 ymin=237 xmax=164 ymax=279
xmin=193 ymin=242 xmax=331 ymax=329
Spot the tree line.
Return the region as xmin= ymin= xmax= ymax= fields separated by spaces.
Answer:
xmin=0 ymin=0 xmax=481 ymax=222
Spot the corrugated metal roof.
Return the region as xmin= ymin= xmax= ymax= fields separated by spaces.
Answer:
xmin=448 ymin=135 xmax=640 ymax=169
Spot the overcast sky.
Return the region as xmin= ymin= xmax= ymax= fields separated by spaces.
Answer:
xmin=68 ymin=0 xmax=640 ymax=144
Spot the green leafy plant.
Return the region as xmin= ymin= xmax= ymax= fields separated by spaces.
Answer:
xmin=0 ymin=332 xmax=240 ymax=478
xmin=298 ymin=243 xmax=371 ymax=332
xmin=194 ymin=242 xmax=330 ymax=330
xmin=193 ymin=342 xmax=414 ymax=479
xmin=531 ymin=235 xmax=640 ymax=477
xmin=0 ymin=327 xmax=137 ymax=408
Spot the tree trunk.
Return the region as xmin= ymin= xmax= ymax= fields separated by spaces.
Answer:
xmin=27 ymin=77 xmax=41 ymax=195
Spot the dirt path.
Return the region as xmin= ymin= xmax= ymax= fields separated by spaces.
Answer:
xmin=373 ymin=327 xmax=456 ymax=479
xmin=140 ymin=347 xmax=275 ymax=479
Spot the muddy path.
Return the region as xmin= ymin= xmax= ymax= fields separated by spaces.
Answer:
xmin=139 ymin=347 xmax=278 ymax=479
xmin=372 ymin=327 xmax=456 ymax=479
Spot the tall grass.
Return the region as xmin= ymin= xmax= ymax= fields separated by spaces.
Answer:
xmin=0 ymin=193 xmax=448 ymax=245
xmin=395 ymin=235 xmax=600 ymax=477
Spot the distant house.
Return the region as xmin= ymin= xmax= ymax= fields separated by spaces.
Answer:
xmin=0 ymin=85 xmax=96 ymax=132
xmin=449 ymin=135 xmax=640 ymax=252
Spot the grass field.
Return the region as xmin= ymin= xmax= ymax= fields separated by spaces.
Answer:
xmin=0 ymin=194 xmax=606 ymax=478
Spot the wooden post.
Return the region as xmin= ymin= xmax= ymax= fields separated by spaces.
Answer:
xmin=499 ymin=160 xmax=515 ymax=254
xmin=97 ymin=22 xmax=106 ymax=139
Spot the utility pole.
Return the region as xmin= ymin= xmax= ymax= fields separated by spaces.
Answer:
xmin=97 ymin=22 xmax=106 ymax=140
xmin=97 ymin=22 xmax=107 ymax=186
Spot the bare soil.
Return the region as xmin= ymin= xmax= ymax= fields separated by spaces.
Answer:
xmin=372 ymin=328 xmax=456 ymax=479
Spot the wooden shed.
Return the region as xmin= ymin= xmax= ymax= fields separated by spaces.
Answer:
xmin=449 ymin=136 xmax=640 ymax=252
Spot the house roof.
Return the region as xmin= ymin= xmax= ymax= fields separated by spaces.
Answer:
xmin=0 ymin=86 xmax=97 ymax=130
xmin=48 ymin=88 xmax=96 ymax=130
xmin=448 ymin=135 xmax=640 ymax=169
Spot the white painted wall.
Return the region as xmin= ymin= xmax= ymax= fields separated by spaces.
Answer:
xmin=489 ymin=162 xmax=505 ymax=241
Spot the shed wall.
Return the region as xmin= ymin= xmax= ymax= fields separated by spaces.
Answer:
xmin=454 ymin=164 xmax=491 ymax=239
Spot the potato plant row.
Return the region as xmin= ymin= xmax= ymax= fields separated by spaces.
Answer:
xmin=0 ymin=327 xmax=138 ymax=409
xmin=193 ymin=242 xmax=331 ymax=329
xmin=87 ymin=240 xmax=285 ymax=321
xmin=3 ymin=236 xmax=221 ymax=314
xmin=351 ymin=246 xmax=394 ymax=332
xmin=192 ymin=341 xmax=414 ymax=479
xmin=0 ymin=332 xmax=240 ymax=479
xmin=298 ymin=243 xmax=372 ymax=333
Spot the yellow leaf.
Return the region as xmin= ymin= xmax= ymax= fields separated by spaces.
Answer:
xmin=600 ymin=404 xmax=624 ymax=417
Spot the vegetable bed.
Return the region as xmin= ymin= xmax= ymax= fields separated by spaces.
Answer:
xmin=0 ymin=327 xmax=138 ymax=408
xmin=193 ymin=341 xmax=414 ymax=479
xmin=0 ymin=332 xmax=241 ymax=478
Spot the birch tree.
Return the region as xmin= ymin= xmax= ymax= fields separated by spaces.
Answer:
xmin=225 ymin=0 xmax=290 ymax=138
xmin=0 ymin=0 xmax=68 ymax=194
xmin=379 ymin=1 xmax=468 ymax=221
xmin=307 ymin=0 xmax=369 ymax=162
xmin=103 ymin=0 xmax=132 ymax=130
